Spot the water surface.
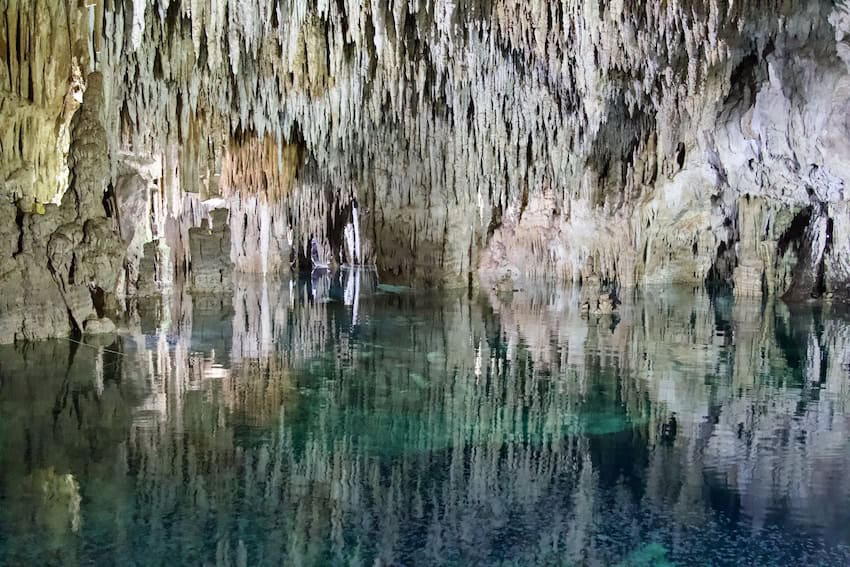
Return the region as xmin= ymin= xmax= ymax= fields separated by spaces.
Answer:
xmin=1 ymin=274 xmax=850 ymax=565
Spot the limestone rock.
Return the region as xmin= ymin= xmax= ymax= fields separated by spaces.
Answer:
xmin=114 ymin=173 xmax=151 ymax=296
xmin=83 ymin=317 xmax=117 ymax=335
xmin=0 ymin=69 xmax=125 ymax=343
xmin=596 ymin=293 xmax=616 ymax=315
xmin=136 ymin=241 xmax=163 ymax=297
xmin=4 ymin=0 xmax=850 ymax=316
xmin=493 ymin=273 xmax=516 ymax=294
xmin=67 ymin=73 xmax=110 ymax=220
xmin=189 ymin=209 xmax=234 ymax=292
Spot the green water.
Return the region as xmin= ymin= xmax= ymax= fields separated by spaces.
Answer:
xmin=1 ymin=276 xmax=850 ymax=566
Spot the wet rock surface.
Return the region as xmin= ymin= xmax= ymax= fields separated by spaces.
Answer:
xmin=83 ymin=317 xmax=117 ymax=335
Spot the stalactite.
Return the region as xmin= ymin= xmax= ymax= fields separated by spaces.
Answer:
xmin=2 ymin=0 xmax=850 ymax=297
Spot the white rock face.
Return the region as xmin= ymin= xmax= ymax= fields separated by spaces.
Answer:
xmin=84 ymin=317 xmax=117 ymax=335
xmin=2 ymin=0 xmax=850 ymax=298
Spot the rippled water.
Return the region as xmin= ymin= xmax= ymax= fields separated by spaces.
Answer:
xmin=1 ymin=272 xmax=850 ymax=566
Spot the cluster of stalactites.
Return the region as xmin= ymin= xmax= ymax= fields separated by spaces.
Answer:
xmin=0 ymin=1 xmax=94 ymax=205
xmin=103 ymin=1 xmax=810 ymax=175
xmin=2 ymin=0 xmax=842 ymax=287
xmin=220 ymin=134 xmax=302 ymax=203
xmin=99 ymin=2 xmax=824 ymax=276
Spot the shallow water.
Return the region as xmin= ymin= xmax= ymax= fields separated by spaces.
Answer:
xmin=1 ymin=273 xmax=850 ymax=566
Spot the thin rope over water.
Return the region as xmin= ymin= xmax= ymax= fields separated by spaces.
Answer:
xmin=58 ymin=335 xmax=127 ymax=357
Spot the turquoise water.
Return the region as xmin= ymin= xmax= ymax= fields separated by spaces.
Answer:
xmin=1 ymin=275 xmax=850 ymax=565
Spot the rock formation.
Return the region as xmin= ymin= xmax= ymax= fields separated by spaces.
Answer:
xmin=5 ymin=1 xmax=850 ymax=339
xmin=0 ymin=70 xmax=124 ymax=342
xmin=188 ymin=208 xmax=234 ymax=291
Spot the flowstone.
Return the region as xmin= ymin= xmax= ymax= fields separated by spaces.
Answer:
xmin=0 ymin=73 xmax=124 ymax=342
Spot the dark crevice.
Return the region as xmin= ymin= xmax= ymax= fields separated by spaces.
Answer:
xmin=518 ymin=182 xmax=529 ymax=222
xmin=68 ymin=255 xmax=77 ymax=285
xmin=486 ymin=204 xmax=503 ymax=244
xmin=814 ymin=217 xmax=833 ymax=297
xmin=13 ymin=209 xmax=24 ymax=257
xmin=165 ymin=0 xmax=183 ymax=35
xmin=814 ymin=261 xmax=826 ymax=298
xmin=706 ymin=240 xmax=735 ymax=285
xmin=91 ymin=287 xmax=106 ymax=318
xmin=781 ymin=206 xmax=829 ymax=301
xmin=27 ymin=57 xmax=35 ymax=104
xmin=66 ymin=307 xmax=83 ymax=336
xmin=242 ymin=213 xmax=249 ymax=248
xmin=724 ymin=52 xmax=761 ymax=109
xmin=153 ymin=50 xmax=164 ymax=80
xmin=777 ymin=207 xmax=812 ymax=258
xmin=825 ymin=217 xmax=834 ymax=255
xmin=103 ymin=184 xmax=116 ymax=217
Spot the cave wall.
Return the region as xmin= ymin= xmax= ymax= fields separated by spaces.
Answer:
xmin=4 ymin=1 xmax=850 ymax=340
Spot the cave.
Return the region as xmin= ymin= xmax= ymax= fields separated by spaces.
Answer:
xmin=1 ymin=1 xmax=850 ymax=564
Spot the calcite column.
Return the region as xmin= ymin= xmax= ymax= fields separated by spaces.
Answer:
xmin=617 ymin=250 xmax=638 ymax=289
xmin=46 ymin=72 xmax=125 ymax=333
xmin=188 ymin=209 xmax=234 ymax=292
xmin=113 ymin=173 xmax=151 ymax=297
xmin=579 ymin=255 xmax=615 ymax=314
xmin=734 ymin=197 xmax=768 ymax=298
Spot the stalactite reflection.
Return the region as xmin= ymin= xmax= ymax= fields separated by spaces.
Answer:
xmin=1 ymin=279 xmax=850 ymax=565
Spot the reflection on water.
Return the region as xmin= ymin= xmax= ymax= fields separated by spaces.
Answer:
xmin=1 ymin=274 xmax=850 ymax=565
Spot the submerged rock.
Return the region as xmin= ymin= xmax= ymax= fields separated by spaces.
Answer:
xmin=83 ymin=317 xmax=116 ymax=335
xmin=493 ymin=273 xmax=518 ymax=294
